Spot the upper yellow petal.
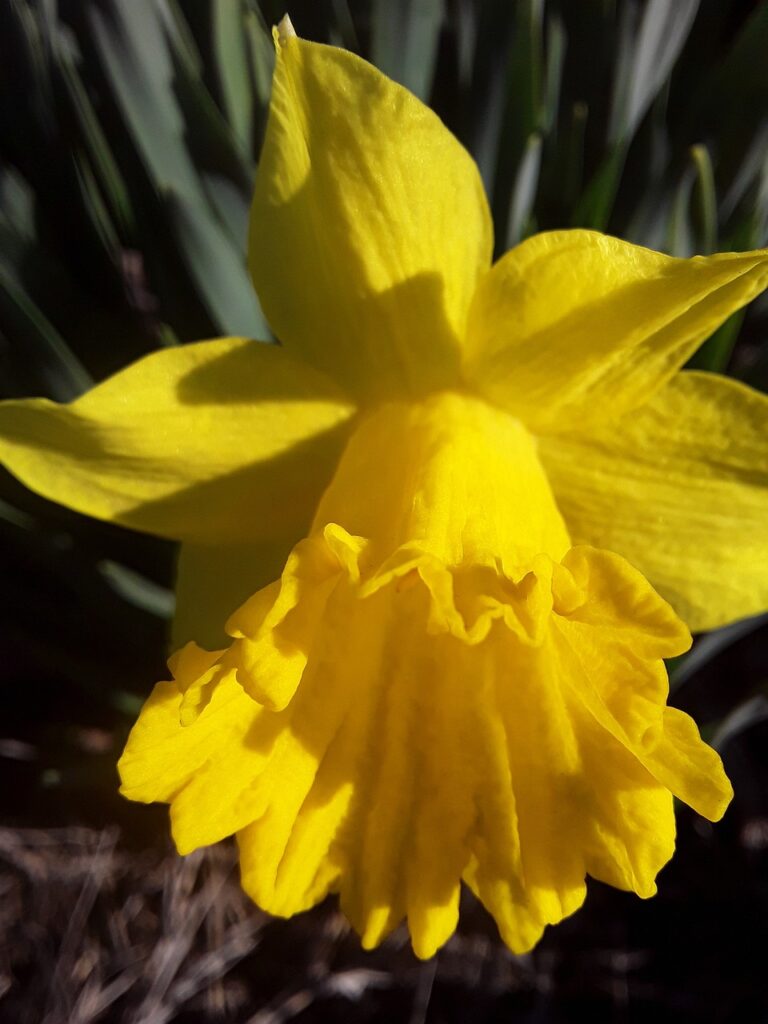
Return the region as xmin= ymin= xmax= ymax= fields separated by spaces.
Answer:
xmin=0 ymin=338 xmax=355 ymax=543
xmin=249 ymin=34 xmax=492 ymax=401
xmin=539 ymin=370 xmax=768 ymax=631
xmin=465 ymin=230 xmax=768 ymax=431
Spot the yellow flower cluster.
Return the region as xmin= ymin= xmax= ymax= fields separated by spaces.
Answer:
xmin=1 ymin=22 xmax=766 ymax=957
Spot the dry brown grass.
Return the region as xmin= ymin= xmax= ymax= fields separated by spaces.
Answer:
xmin=0 ymin=826 xmax=537 ymax=1023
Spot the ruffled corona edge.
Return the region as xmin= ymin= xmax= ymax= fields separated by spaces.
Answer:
xmin=119 ymin=523 xmax=732 ymax=959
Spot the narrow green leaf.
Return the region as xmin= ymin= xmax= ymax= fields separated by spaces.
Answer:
xmin=506 ymin=133 xmax=542 ymax=247
xmin=519 ymin=0 xmax=544 ymax=136
xmin=155 ymin=323 xmax=181 ymax=348
xmin=667 ymin=169 xmax=695 ymax=257
xmin=88 ymin=0 xmax=203 ymax=199
xmin=0 ymin=496 xmax=36 ymax=530
xmin=690 ymin=143 xmax=717 ymax=255
xmin=72 ymin=152 xmax=121 ymax=258
xmin=721 ymin=123 xmax=768 ymax=224
xmin=667 ymin=142 xmax=732 ymax=346
xmin=6 ymin=0 xmax=55 ymax=131
xmin=670 ymin=611 xmax=768 ymax=691
xmin=607 ymin=0 xmax=639 ymax=145
xmin=163 ymin=3 xmax=254 ymax=188
xmin=562 ymin=100 xmax=588 ymax=208
xmin=157 ymin=0 xmax=205 ymax=74
xmin=490 ymin=0 xmax=544 ymax=244
xmin=0 ymin=267 xmax=92 ymax=400
xmin=468 ymin=1 xmax=515 ymax=198
xmin=0 ymin=165 xmax=36 ymax=241
xmin=541 ymin=14 xmax=566 ymax=136
xmin=692 ymin=3 xmax=768 ymax=132
xmin=200 ymin=174 xmax=251 ymax=253
xmin=89 ymin=0 xmax=252 ymax=263
xmin=244 ymin=7 xmax=275 ymax=118
xmin=711 ymin=694 xmax=768 ymax=752
xmin=572 ymin=142 xmax=626 ymax=231
xmin=164 ymin=187 xmax=270 ymax=339
xmin=758 ymin=162 xmax=768 ymax=244
xmin=622 ymin=0 xmax=699 ymax=141
xmin=49 ymin=19 xmax=135 ymax=235
xmin=98 ymin=560 xmax=175 ymax=619
xmin=371 ymin=0 xmax=444 ymax=101
xmin=212 ymin=0 xmax=254 ymax=157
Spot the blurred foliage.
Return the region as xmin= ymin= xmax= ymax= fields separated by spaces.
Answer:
xmin=0 ymin=0 xmax=767 ymax=769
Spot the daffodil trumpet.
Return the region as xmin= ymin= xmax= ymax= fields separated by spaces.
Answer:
xmin=1 ymin=21 xmax=767 ymax=958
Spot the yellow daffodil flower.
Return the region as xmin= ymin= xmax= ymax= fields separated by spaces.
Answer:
xmin=1 ymin=21 xmax=767 ymax=958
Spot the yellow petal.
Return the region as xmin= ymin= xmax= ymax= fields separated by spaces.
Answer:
xmin=249 ymin=35 xmax=492 ymax=401
xmin=465 ymin=230 xmax=768 ymax=431
xmin=121 ymin=392 xmax=731 ymax=958
xmin=539 ymin=371 xmax=768 ymax=630
xmin=0 ymin=338 xmax=355 ymax=543
xmin=117 ymin=644 xmax=285 ymax=854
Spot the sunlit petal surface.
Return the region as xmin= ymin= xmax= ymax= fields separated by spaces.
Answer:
xmin=0 ymin=337 xmax=355 ymax=543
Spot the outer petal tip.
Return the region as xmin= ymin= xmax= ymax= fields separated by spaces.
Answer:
xmin=467 ymin=232 xmax=768 ymax=431
xmin=276 ymin=14 xmax=297 ymax=47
